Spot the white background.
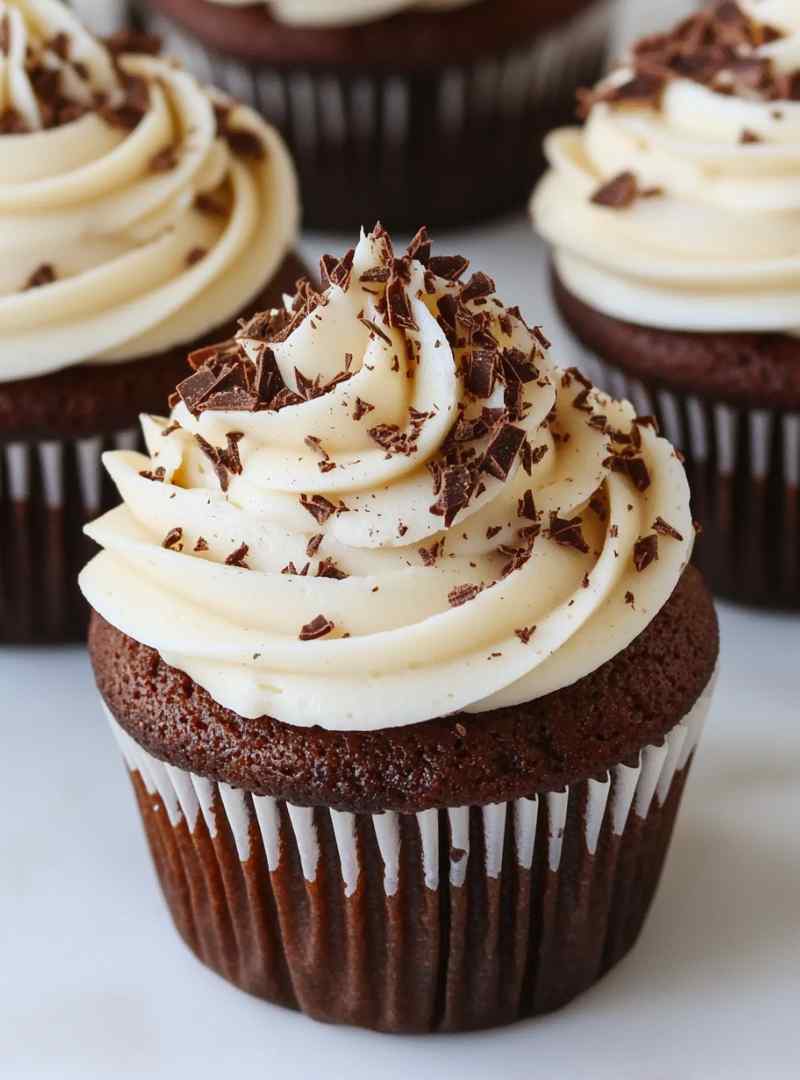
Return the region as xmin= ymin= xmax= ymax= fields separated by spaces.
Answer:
xmin=2 ymin=0 xmax=798 ymax=1075
xmin=2 ymin=216 xmax=799 ymax=1079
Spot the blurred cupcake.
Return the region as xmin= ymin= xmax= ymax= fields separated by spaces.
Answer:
xmin=0 ymin=0 xmax=302 ymax=643
xmin=81 ymin=226 xmax=718 ymax=1032
xmin=533 ymin=0 xmax=800 ymax=608
xmin=136 ymin=0 xmax=612 ymax=229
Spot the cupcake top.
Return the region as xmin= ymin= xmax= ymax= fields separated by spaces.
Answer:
xmin=81 ymin=226 xmax=694 ymax=733
xmin=0 ymin=0 xmax=298 ymax=383
xmin=533 ymin=0 xmax=800 ymax=333
xmin=203 ymin=0 xmax=482 ymax=28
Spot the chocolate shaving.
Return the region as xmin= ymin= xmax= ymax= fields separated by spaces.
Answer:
xmin=316 ymin=557 xmax=348 ymax=580
xmin=481 ymin=424 xmax=526 ymax=481
xmin=547 ymin=512 xmax=589 ymax=553
xmin=225 ymin=543 xmax=249 ymax=568
xmin=194 ymin=537 xmax=209 ymax=552
xmin=448 ymin=583 xmax=482 ymax=608
xmin=428 ymin=254 xmax=470 ymax=281
xmin=300 ymin=494 xmax=338 ymax=525
xmin=653 ymin=516 xmax=684 ymax=541
xmin=430 ymin=464 xmax=476 ymax=528
xmin=633 ymin=534 xmax=659 ymax=571
xmin=24 ymin=264 xmax=56 ymax=290
xmin=386 ymin=278 xmax=418 ymax=331
xmin=461 ymin=272 xmax=496 ymax=303
xmin=515 ymin=626 xmax=536 ymax=645
xmin=358 ymin=314 xmax=393 ymax=345
xmin=162 ymin=527 xmax=183 ymax=550
xmin=464 ymin=349 xmax=497 ymax=398
xmin=604 ymin=452 xmax=652 ymax=492
xmin=139 ymin=467 xmax=166 ymax=482
xmin=299 ymin=614 xmax=335 ymax=641
xmin=353 ymin=397 xmax=375 ymax=422
xmin=517 ymin=489 xmax=537 ymax=522
xmin=419 ymin=540 xmax=444 ymax=566
xmin=592 ymin=171 xmax=638 ymax=209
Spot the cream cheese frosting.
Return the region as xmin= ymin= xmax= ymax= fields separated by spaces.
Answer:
xmin=80 ymin=227 xmax=694 ymax=732
xmin=532 ymin=0 xmax=800 ymax=333
xmin=203 ymin=0 xmax=482 ymax=29
xmin=0 ymin=0 xmax=299 ymax=383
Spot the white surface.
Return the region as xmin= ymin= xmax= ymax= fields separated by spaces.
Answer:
xmin=2 ymin=217 xmax=800 ymax=1079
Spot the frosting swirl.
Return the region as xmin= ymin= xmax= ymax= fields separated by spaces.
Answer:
xmin=203 ymin=0 xmax=481 ymax=28
xmin=532 ymin=0 xmax=800 ymax=333
xmin=0 ymin=0 xmax=299 ymax=383
xmin=80 ymin=227 xmax=694 ymax=732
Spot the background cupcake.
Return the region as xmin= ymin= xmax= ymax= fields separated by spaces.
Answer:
xmin=533 ymin=0 xmax=800 ymax=609
xmin=81 ymin=226 xmax=718 ymax=1032
xmin=0 ymin=0 xmax=302 ymax=643
xmin=135 ymin=0 xmax=612 ymax=230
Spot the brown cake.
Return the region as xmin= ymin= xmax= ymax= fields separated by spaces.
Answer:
xmin=137 ymin=0 xmax=612 ymax=228
xmin=81 ymin=226 xmax=719 ymax=1032
xmin=0 ymin=3 xmax=302 ymax=642
xmin=532 ymin=1 xmax=800 ymax=608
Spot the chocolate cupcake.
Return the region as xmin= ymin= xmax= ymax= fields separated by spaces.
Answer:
xmin=0 ymin=1 xmax=302 ymax=643
xmin=81 ymin=226 xmax=719 ymax=1030
xmin=532 ymin=0 xmax=800 ymax=608
xmin=135 ymin=0 xmax=611 ymax=229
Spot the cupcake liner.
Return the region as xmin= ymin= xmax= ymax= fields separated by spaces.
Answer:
xmin=139 ymin=2 xmax=610 ymax=229
xmin=595 ymin=360 xmax=800 ymax=609
xmin=104 ymin=672 xmax=714 ymax=1032
xmin=0 ymin=427 xmax=140 ymax=644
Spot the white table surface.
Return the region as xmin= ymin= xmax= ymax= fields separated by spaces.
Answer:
xmin=2 ymin=219 xmax=799 ymax=1080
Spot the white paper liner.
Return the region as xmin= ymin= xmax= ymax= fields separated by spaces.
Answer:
xmin=0 ymin=427 xmax=140 ymax=642
xmin=147 ymin=2 xmax=609 ymax=143
xmin=104 ymin=670 xmax=715 ymax=898
xmin=594 ymin=357 xmax=800 ymax=606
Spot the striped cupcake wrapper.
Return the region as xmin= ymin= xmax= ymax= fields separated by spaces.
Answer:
xmin=104 ymin=671 xmax=714 ymax=1033
xmin=139 ymin=1 xmax=611 ymax=230
xmin=595 ymin=361 xmax=800 ymax=609
xmin=0 ymin=428 xmax=140 ymax=643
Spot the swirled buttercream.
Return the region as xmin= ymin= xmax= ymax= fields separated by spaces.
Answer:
xmin=532 ymin=0 xmax=800 ymax=333
xmin=0 ymin=0 xmax=298 ymax=383
xmin=80 ymin=227 xmax=694 ymax=731
xmin=203 ymin=0 xmax=481 ymax=28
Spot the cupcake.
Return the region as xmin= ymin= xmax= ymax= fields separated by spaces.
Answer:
xmin=81 ymin=226 xmax=718 ymax=1032
xmin=532 ymin=0 xmax=800 ymax=608
xmin=0 ymin=1 xmax=302 ymax=643
xmin=135 ymin=0 xmax=611 ymax=229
